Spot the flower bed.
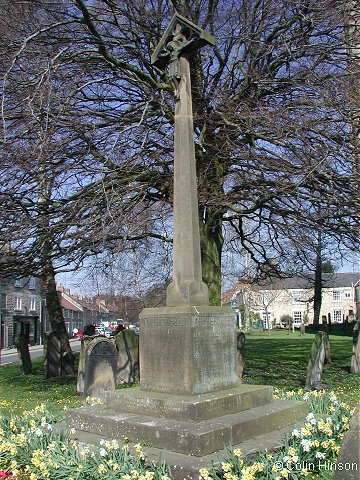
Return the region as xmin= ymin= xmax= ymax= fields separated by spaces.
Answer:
xmin=0 ymin=390 xmax=354 ymax=480
xmin=0 ymin=403 xmax=170 ymax=480
xmin=200 ymin=389 xmax=355 ymax=480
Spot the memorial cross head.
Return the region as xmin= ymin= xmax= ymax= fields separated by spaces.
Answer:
xmin=151 ymin=14 xmax=215 ymax=100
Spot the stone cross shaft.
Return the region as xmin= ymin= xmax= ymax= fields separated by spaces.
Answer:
xmin=151 ymin=14 xmax=215 ymax=307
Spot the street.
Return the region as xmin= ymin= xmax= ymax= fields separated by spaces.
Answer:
xmin=0 ymin=339 xmax=82 ymax=366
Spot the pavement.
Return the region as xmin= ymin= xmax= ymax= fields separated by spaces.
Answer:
xmin=0 ymin=338 xmax=79 ymax=357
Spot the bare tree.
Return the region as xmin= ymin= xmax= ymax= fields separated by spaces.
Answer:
xmin=0 ymin=0 xmax=358 ymax=309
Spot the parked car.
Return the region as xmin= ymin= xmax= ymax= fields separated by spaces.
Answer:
xmin=95 ymin=324 xmax=106 ymax=335
xmin=103 ymin=328 xmax=114 ymax=337
xmin=129 ymin=324 xmax=140 ymax=335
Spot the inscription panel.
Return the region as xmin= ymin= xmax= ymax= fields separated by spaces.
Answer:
xmin=140 ymin=309 xmax=238 ymax=395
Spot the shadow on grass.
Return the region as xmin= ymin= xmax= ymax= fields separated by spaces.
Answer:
xmin=243 ymin=332 xmax=360 ymax=404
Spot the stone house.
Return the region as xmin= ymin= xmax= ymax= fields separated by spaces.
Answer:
xmin=0 ymin=276 xmax=43 ymax=348
xmin=223 ymin=272 xmax=359 ymax=329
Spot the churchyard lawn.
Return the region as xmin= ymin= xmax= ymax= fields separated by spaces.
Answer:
xmin=0 ymin=330 xmax=358 ymax=480
xmin=0 ymin=329 xmax=358 ymax=415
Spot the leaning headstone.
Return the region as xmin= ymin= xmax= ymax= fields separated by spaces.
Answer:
xmin=44 ymin=332 xmax=63 ymax=378
xmin=83 ymin=337 xmax=117 ymax=398
xmin=236 ymin=331 xmax=245 ymax=378
xmin=114 ymin=329 xmax=140 ymax=384
xmin=305 ymin=331 xmax=331 ymax=390
xmin=334 ymin=403 xmax=359 ymax=480
xmin=15 ymin=333 xmax=32 ymax=375
xmin=350 ymin=322 xmax=360 ymax=374
xmin=77 ymin=336 xmax=94 ymax=394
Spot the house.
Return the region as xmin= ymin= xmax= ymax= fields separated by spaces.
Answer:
xmin=223 ymin=272 xmax=360 ymax=329
xmin=0 ymin=276 xmax=43 ymax=348
xmin=56 ymin=284 xmax=121 ymax=334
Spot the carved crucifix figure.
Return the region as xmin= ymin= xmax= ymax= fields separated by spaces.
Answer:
xmin=152 ymin=15 xmax=215 ymax=306
xmin=158 ymin=22 xmax=196 ymax=100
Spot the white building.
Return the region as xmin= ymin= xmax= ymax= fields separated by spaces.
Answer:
xmin=223 ymin=272 xmax=359 ymax=329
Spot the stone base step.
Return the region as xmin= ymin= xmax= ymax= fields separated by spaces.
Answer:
xmin=67 ymin=421 xmax=302 ymax=480
xmin=104 ymin=384 xmax=274 ymax=422
xmin=67 ymin=399 xmax=307 ymax=456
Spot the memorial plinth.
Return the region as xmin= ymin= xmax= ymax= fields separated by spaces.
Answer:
xmin=139 ymin=306 xmax=238 ymax=394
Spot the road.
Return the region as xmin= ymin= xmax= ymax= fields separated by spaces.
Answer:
xmin=0 ymin=339 xmax=82 ymax=366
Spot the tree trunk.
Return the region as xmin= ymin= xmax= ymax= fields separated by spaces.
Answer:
xmin=40 ymin=260 xmax=74 ymax=376
xmin=199 ymin=206 xmax=224 ymax=306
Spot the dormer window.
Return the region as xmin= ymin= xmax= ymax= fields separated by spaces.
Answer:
xmin=14 ymin=278 xmax=21 ymax=287
xmin=29 ymin=277 xmax=36 ymax=289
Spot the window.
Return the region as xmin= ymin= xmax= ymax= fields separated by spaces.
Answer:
xmin=261 ymin=311 xmax=272 ymax=329
xmin=293 ymin=311 xmax=303 ymax=325
xmin=332 ymin=290 xmax=341 ymax=301
xmin=14 ymin=296 xmax=22 ymax=311
xmin=29 ymin=297 xmax=37 ymax=312
xmin=14 ymin=278 xmax=21 ymax=287
xmin=332 ymin=309 xmax=343 ymax=323
xmin=1 ymin=293 xmax=6 ymax=309
xmin=29 ymin=277 xmax=36 ymax=289
xmin=262 ymin=291 xmax=271 ymax=304
xmin=344 ymin=289 xmax=352 ymax=300
xmin=291 ymin=290 xmax=302 ymax=303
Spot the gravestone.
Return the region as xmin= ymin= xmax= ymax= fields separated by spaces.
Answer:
xmin=305 ymin=331 xmax=330 ymax=390
xmin=300 ymin=323 xmax=305 ymax=336
xmin=350 ymin=321 xmax=360 ymax=374
xmin=334 ymin=404 xmax=359 ymax=480
xmin=15 ymin=332 xmax=32 ymax=375
xmin=237 ymin=331 xmax=245 ymax=378
xmin=114 ymin=329 xmax=139 ymax=384
xmin=77 ymin=335 xmax=94 ymax=394
xmin=83 ymin=337 xmax=117 ymax=398
xmin=44 ymin=332 xmax=62 ymax=378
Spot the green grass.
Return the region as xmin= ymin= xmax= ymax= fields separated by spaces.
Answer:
xmin=0 ymin=330 xmax=359 ymax=418
xmin=0 ymin=356 xmax=82 ymax=416
xmin=243 ymin=330 xmax=360 ymax=405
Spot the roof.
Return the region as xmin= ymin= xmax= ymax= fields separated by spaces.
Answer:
xmin=222 ymin=272 xmax=360 ymax=302
xmin=60 ymin=295 xmax=83 ymax=312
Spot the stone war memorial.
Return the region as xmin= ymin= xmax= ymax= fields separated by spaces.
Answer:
xmin=67 ymin=14 xmax=307 ymax=479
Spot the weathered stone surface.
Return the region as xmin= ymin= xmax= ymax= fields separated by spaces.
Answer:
xmin=139 ymin=306 xmax=238 ymax=394
xmin=83 ymin=337 xmax=117 ymax=398
xmin=114 ymin=329 xmax=139 ymax=384
xmin=165 ymin=51 xmax=209 ymax=307
xmin=305 ymin=331 xmax=330 ymax=390
xmin=104 ymin=384 xmax=273 ymax=422
xmin=351 ymin=322 xmax=360 ymax=374
xmin=15 ymin=332 xmax=32 ymax=375
xmin=70 ymin=425 xmax=296 ymax=480
xmin=67 ymin=398 xmax=308 ymax=457
xmin=237 ymin=331 xmax=245 ymax=378
xmin=44 ymin=332 xmax=61 ymax=378
xmin=334 ymin=404 xmax=359 ymax=480
xmin=77 ymin=336 xmax=94 ymax=394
